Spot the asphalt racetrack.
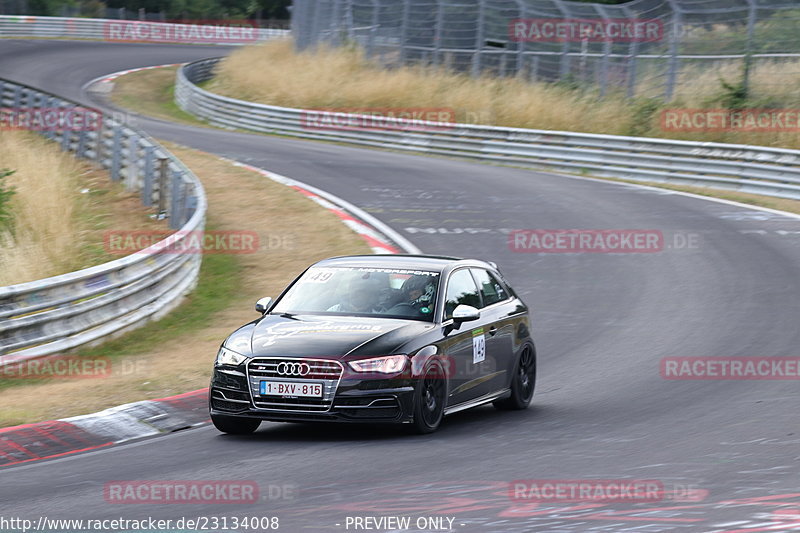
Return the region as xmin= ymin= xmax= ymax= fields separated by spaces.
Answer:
xmin=1 ymin=40 xmax=799 ymax=532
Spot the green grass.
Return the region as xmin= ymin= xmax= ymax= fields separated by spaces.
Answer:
xmin=110 ymin=68 xmax=208 ymax=127
xmin=80 ymin=244 xmax=240 ymax=359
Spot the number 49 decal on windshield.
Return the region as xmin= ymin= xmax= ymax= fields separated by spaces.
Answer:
xmin=472 ymin=328 xmax=486 ymax=364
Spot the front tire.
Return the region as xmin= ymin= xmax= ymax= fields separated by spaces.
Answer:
xmin=211 ymin=413 xmax=261 ymax=435
xmin=410 ymin=361 xmax=447 ymax=434
xmin=494 ymin=344 xmax=536 ymax=410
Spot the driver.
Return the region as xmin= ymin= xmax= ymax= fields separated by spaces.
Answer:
xmin=397 ymin=275 xmax=436 ymax=315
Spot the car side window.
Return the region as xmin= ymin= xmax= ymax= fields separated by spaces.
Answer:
xmin=444 ymin=269 xmax=481 ymax=319
xmin=471 ymin=269 xmax=509 ymax=307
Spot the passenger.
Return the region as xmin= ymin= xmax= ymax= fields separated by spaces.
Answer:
xmin=327 ymin=277 xmax=383 ymax=313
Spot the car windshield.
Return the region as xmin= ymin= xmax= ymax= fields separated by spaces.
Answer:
xmin=272 ymin=266 xmax=440 ymax=321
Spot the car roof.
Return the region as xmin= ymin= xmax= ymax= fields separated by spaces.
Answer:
xmin=314 ymin=254 xmax=492 ymax=272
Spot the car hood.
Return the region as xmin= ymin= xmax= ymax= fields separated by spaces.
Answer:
xmin=225 ymin=314 xmax=435 ymax=359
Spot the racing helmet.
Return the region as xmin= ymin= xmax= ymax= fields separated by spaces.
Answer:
xmin=401 ymin=275 xmax=436 ymax=307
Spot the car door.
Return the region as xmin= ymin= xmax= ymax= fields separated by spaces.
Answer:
xmin=469 ymin=268 xmax=516 ymax=394
xmin=441 ymin=268 xmax=497 ymax=407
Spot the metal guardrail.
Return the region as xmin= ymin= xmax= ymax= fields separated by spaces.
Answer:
xmin=177 ymin=57 xmax=800 ymax=201
xmin=0 ymin=15 xmax=288 ymax=43
xmin=0 ymin=78 xmax=207 ymax=364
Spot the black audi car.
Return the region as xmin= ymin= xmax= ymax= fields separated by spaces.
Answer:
xmin=209 ymin=255 xmax=535 ymax=434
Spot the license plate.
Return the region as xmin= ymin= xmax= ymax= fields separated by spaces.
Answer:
xmin=260 ymin=380 xmax=323 ymax=398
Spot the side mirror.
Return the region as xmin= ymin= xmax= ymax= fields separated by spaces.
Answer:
xmin=452 ymin=304 xmax=480 ymax=327
xmin=255 ymin=297 xmax=273 ymax=314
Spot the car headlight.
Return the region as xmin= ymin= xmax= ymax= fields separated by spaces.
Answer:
xmin=348 ymin=355 xmax=408 ymax=374
xmin=215 ymin=346 xmax=248 ymax=367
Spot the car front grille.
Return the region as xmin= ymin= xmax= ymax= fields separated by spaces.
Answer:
xmin=247 ymin=357 xmax=343 ymax=412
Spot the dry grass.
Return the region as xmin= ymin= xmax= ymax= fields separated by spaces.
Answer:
xmin=209 ymin=40 xmax=637 ymax=135
xmin=672 ymin=60 xmax=800 ymax=106
xmin=0 ymin=131 xmax=168 ymax=286
xmin=0 ymin=142 xmax=370 ymax=427
xmin=0 ymin=131 xmax=81 ymax=284
xmin=208 ymin=40 xmax=800 ymax=150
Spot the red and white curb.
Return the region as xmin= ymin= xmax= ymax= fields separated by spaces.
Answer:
xmin=0 ymin=389 xmax=207 ymax=467
xmin=99 ymin=63 xmax=182 ymax=84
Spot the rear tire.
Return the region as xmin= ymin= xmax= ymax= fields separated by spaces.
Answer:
xmin=211 ymin=413 xmax=261 ymax=435
xmin=493 ymin=344 xmax=536 ymax=410
xmin=410 ymin=360 xmax=447 ymax=434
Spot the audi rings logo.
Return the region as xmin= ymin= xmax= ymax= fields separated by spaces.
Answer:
xmin=277 ymin=362 xmax=311 ymax=377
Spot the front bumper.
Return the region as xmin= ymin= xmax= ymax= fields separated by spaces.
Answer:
xmin=209 ymin=365 xmax=416 ymax=424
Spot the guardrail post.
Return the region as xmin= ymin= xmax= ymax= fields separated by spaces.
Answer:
xmin=181 ymin=181 xmax=192 ymax=226
xmin=88 ymin=126 xmax=101 ymax=162
xmin=142 ymin=144 xmax=155 ymax=207
xmin=110 ymin=124 xmax=123 ymax=181
xmin=60 ymin=103 xmax=73 ymax=152
xmin=157 ymin=156 xmax=168 ymax=216
xmin=12 ymin=84 xmax=21 ymax=109
xmin=169 ymin=168 xmax=184 ymax=230
xmin=126 ymin=132 xmax=139 ymax=192
xmin=184 ymin=194 xmax=198 ymax=225
xmin=41 ymin=95 xmax=55 ymax=141
xmin=76 ymin=129 xmax=89 ymax=158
